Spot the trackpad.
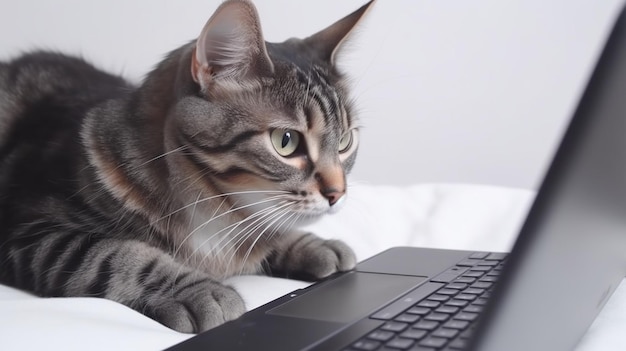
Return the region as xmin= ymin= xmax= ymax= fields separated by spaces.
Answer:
xmin=268 ymin=272 xmax=426 ymax=323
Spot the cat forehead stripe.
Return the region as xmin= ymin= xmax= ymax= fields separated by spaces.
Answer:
xmin=295 ymin=67 xmax=345 ymax=132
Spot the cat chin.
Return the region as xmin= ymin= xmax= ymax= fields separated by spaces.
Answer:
xmin=292 ymin=197 xmax=346 ymax=227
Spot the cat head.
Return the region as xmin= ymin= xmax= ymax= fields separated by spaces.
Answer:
xmin=170 ymin=0 xmax=374 ymax=220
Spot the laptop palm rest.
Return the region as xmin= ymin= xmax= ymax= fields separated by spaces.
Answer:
xmin=268 ymin=246 xmax=472 ymax=323
xmin=268 ymin=272 xmax=426 ymax=323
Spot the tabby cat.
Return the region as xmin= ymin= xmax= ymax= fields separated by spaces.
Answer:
xmin=0 ymin=0 xmax=374 ymax=333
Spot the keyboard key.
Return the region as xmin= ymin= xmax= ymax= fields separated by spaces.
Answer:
xmin=417 ymin=300 xmax=440 ymax=308
xmin=463 ymin=271 xmax=484 ymax=278
xmin=455 ymin=312 xmax=479 ymax=322
xmin=419 ymin=337 xmax=448 ymax=348
xmin=427 ymin=294 xmax=450 ymax=302
xmin=435 ymin=305 xmax=459 ymax=314
xmin=381 ymin=321 xmax=409 ymax=332
xmin=395 ymin=313 xmax=420 ymax=323
xmin=479 ymin=278 xmax=497 ymax=285
xmin=473 ymin=298 xmax=489 ymax=306
xmin=456 ymin=259 xmax=480 ymax=267
xmin=464 ymin=288 xmax=485 ymax=295
xmin=424 ymin=313 xmax=449 ymax=322
xmin=445 ymin=282 xmax=469 ymax=290
xmin=471 ymin=282 xmax=492 ymax=289
xmin=432 ymin=328 xmax=459 ymax=339
xmin=469 ymin=266 xmax=492 ymax=272
xmin=454 ymin=277 xmax=476 ymax=284
xmin=367 ymin=330 xmax=395 ymax=342
xmin=436 ymin=288 xmax=459 ymax=296
xmin=455 ymin=294 xmax=477 ymax=301
xmin=386 ymin=337 xmax=415 ymax=349
xmin=464 ymin=305 xmax=484 ymax=313
xmin=351 ymin=339 xmax=381 ymax=350
xmin=485 ymin=252 xmax=507 ymax=261
xmin=445 ymin=299 xmax=469 ymax=307
xmin=407 ymin=306 xmax=431 ymax=315
xmin=443 ymin=320 xmax=470 ymax=330
xmin=400 ymin=329 xmax=427 ymax=340
xmin=469 ymin=252 xmax=489 ymax=259
xmin=476 ymin=260 xmax=499 ymax=266
xmin=413 ymin=320 xmax=439 ymax=331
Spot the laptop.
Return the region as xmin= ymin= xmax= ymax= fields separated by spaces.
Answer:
xmin=166 ymin=5 xmax=626 ymax=351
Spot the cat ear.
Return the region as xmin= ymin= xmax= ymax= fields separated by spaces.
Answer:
xmin=192 ymin=0 xmax=274 ymax=89
xmin=304 ymin=0 xmax=375 ymax=66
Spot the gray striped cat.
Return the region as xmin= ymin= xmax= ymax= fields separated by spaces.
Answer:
xmin=0 ymin=0 xmax=373 ymax=333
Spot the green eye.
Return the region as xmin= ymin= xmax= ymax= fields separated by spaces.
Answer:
xmin=338 ymin=130 xmax=354 ymax=153
xmin=270 ymin=129 xmax=301 ymax=157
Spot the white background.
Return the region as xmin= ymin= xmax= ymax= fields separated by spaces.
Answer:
xmin=1 ymin=0 xmax=623 ymax=189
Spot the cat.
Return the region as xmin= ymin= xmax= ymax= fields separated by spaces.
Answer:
xmin=0 ymin=0 xmax=374 ymax=333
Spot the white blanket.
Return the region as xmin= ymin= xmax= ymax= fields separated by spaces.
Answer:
xmin=1 ymin=183 xmax=624 ymax=350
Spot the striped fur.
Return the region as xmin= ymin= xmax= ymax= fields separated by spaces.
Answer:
xmin=0 ymin=0 xmax=374 ymax=333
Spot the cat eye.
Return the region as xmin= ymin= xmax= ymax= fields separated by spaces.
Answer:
xmin=338 ymin=130 xmax=354 ymax=153
xmin=270 ymin=129 xmax=301 ymax=157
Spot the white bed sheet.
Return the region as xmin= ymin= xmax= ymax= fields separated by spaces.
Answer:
xmin=0 ymin=183 xmax=624 ymax=350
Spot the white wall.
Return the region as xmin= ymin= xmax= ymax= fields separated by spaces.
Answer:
xmin=1 ymin=0 xmax=623 ymax=189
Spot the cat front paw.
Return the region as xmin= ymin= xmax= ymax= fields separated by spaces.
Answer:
xmin=304 ymin=238 xmax=357 ymax=279
xmin=146 ymin=279 xmax=245 ymax=333
xmin=272 ymin=234 xmax=356 ymax=281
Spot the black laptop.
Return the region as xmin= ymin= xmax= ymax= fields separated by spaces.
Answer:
xmin=167 ymin=5 xmax=626 ymax=351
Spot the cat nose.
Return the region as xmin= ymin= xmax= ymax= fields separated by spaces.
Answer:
xmin=322 ymin=188 xmax=345 ymax=206
xmin=314 ymin=168 xmax=345 ymax=208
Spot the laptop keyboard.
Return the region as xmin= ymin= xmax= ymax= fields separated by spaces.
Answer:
xmin=343 ymin=252 xmax=507 ymax=351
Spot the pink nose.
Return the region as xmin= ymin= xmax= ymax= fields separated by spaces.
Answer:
xmin=322 ymin=189 xmax=345 ymax=206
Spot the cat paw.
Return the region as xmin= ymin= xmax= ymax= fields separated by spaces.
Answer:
xmin=295 ymin=238 xmax=357 ymax=280
xmin=146 ymin=279 xmax=245 ymax=333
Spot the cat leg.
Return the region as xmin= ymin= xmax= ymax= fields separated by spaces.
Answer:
xmin=79 ymin=239 xmax=246 ymax=333
xmin=10 ymin=233 xmax=244 ymax=333
xmin=265 ymin=231 xmax=356 ymax=281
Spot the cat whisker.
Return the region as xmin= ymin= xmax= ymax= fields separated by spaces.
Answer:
xmin=138 ymin=145 xmax=190 ymax=167
xmin=172 ymin=198 xmax=292 ymax=284
xmin=304 ymin=66 xmax=312 ymax=106
xmin=101 ymin=145 xmax=189 ymax=177
xmin=187 ymin=200 xmax=288 ymax=261
xmin=194 ymin=201 xmax=291 ymax=274
xmin=236 ymin=205 xmax=296 ymax=275
xmin=172 ymin=195 xmax=292 ymax=260
xmin=210 ymin=196 xmax=228 ymax=223
xmin=176 ymin=165 xmax=216 ymax=193
xmin=154 ymin=190 xmax=291 ymax=224
xmin=266 ymin=209 xmax=300 ymax=243
xmin=187 ymin=191 xmax=203 ymax=228
xmin=224 ymin=201 xmax=295 ymax=271
xmin=205 ymin=200 xmax=294 ymax=265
